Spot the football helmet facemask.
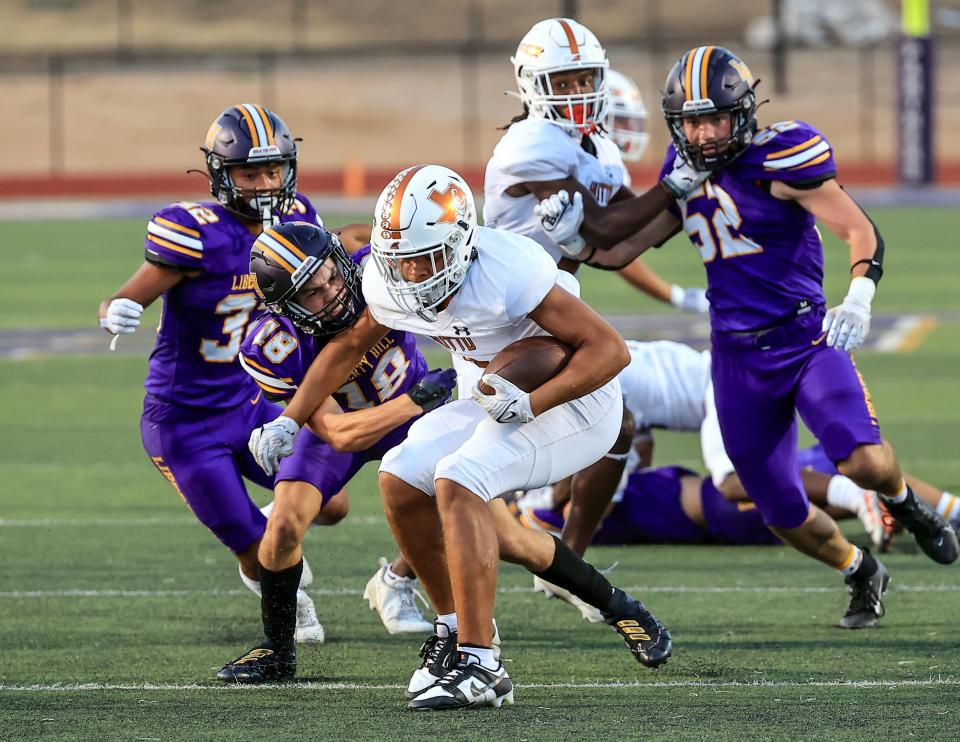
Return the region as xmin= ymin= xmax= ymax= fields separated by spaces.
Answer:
xmin=511 ymin=18 xmax=609 ymax=133
xmin=661 ymin=46 xmax=758 ymax=170
xmin=370 ymin=165 xmax=477 ymax=322
xmin=250 ymin=221 xmax=363 ymax=336
xmin=606 ymin=69 xmax=649 ymax=162
xmin=202 ymin=104 xmax=298 ymax=223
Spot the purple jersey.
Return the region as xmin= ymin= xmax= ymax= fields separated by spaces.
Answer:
xmin=143 ymin=194 xmax=322 ymax=408
xmin=659 ymin=121 xmax=837 ymax=332
xmin=238 ymin=247 xmax=427 ymax=411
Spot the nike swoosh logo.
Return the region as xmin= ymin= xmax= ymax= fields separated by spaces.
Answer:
xmin=811 ymin=333 xmax=827 ymax=346
xmin=250 ymin=391 xmax=263 ymax=405
xmin=468 ymin=681 xmax=491 ymax=699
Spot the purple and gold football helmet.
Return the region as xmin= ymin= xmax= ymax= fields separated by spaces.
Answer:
xmin=661 ymin=46 xmax=758 ymax=170
xmin=202 ymin=104 xmax=298 ymax=222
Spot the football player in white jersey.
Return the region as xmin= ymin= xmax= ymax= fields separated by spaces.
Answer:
xmin=483 ymin=18 xmax=708 ymax=314
xmin=248 ymin=165 xmax=673 ymax=710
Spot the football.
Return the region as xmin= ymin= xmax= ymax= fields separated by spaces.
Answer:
xmin=478 ymin=335 xmax=575 ymax=394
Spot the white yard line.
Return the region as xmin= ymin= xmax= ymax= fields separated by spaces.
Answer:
xmin=1 ymin=584 xmax=958 ymax=599
xmin=0 ymin=678 xmax=956 ymax=692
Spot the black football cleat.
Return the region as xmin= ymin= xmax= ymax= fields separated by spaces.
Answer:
xmin=839 ymin=557 xmax=890 ymax=629
xmin=883 ymin=490 xmax=959 ymax=565
xmin=405 ymin=621 xmax=459 ymax=699
xmin=603 ymin=591 xmax=672 ymax=669
xmin=216 ymin=643 xmax=296 ymax=684
xmin=407 ymin=654 xmax=514 ymax=711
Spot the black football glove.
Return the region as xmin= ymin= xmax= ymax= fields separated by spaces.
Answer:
xmin=407 ymin=368 xmax=457 ymax=413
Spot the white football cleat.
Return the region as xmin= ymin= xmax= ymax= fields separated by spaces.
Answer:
xmin=858 ymin=491 xmax=887 ymax=549
xmin=363 ymin=560 xmax=433 ymax=635
xmin=408 ymin=654 xmax=514 ymax=711
xmin=532 ymin=575 xmax=603 ymax=623
xmin=295 ymin=589 xmax=325 ymax=644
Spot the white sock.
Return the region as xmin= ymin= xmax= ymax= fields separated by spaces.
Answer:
xmin=838 ymin=545 xmax=864 ymax=577
xmin=826 ymin=475 xmax=865 ymax=513
xmin=436 ymin=612 xmax=457 ymax=635
xmin=936 ymin=492 xmax=960 ymax=524
xmin=260 ymin=501 xmax=274 ymax=519
xmin=382 ymin=564 xmax=406 ymax=587
xmin=459 ymin=645 xmax=500 ymax=671
xmin=238 ymin=564 xmax=262 ymax=597
xmin=880 ymin=480 xmax=909 ymax=505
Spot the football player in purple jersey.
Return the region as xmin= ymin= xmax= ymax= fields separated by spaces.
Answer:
xmin=217 ymin=221 xmax=456 ymax=683
xmin=534 ymin=47 xmax=958 ymax=629
xmin=96 ymin=104 xmax=368 ymax=642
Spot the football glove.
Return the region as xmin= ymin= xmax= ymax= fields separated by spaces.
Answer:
xmin=471 ymin=373 xmax=535 ymax=424
xmin=534 ymin=190 xmax=586 ymax=257
xmin=660 ymin=156 xmax=710 ymax=200
xmin=669 ymin=284 xmax=710 ymax=314
xmin=407 ymin=368 xmax=457 ymax=413
xmin=822 ymin=276 xmax=875 ymax=352
xmin=99 ymin=297 xmax=144 ymax=335
xmin=248 ymin=415 xmax=300 ymax=476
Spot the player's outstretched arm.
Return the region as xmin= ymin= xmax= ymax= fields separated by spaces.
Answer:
xmin=97 ymin=261 xmax=191 ymax=336
xmin=773 ymin=179 xmax=881 ymax=352
xmin=306 ymin=368 xmax=456 ymax=452
xmin=523 ymin=176 xmax=677 ymax=251
xmin=284 ymin=308 xmax=390 ymax=427
xmin=526 ymin=286 xmax=630 ymax=416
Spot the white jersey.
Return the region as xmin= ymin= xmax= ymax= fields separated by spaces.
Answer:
xmin=483 ymin=118 xmax=625 ymax=264
xmin=364 ymin=225 xmax=577 ymax=364
xmin=617 ymin=340 xmax=711 ymax=432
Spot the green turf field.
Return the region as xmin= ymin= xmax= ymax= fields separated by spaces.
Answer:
xmin=1 ymin=209 xmax=958 ymax=739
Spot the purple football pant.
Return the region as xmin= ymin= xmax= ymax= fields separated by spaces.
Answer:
xmin=140 ymin=392 xmax=281 ymax=554
xmin=700 ymin=478 xmax=782 ymax=546
xmin=711 ymin=309 xmax=882 ymax=529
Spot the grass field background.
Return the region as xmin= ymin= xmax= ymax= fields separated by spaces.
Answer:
xmin=1 ymin=208 xmax=958 ymax=739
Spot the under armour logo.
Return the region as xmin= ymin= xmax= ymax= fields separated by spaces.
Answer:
xmin=453 ymin=325 xmax=471 ymax=336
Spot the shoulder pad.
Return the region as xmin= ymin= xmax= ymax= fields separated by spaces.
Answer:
xmin=238 ymin=314 xmax=303 ymax=400
xmin=491 ymin=119 xmax=578 ymax=182
xmin=280 ymin=192 xmax=323 ymax=227
xmin=741 ymin=121 xmax=836 ymax=184
xmin=144 ymin=203 xmax=214 ymax=267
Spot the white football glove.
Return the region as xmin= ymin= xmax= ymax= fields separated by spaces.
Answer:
xmin=99 ymin=297 xmax=143 ymax=335
xmin=660 ymin=156 xmax=710 ymax=200
xmin=534 ymin=190 xmax=586 ymax=257
xmin=471 ymin=373 xmax=535 ymax=424
xmin=248 ymin=416 xmax=301 ymax=476
xmin=669 ymin=284 xmax=710 ymax=314
xmin=822 ymin=276 xmax=875 ymax=352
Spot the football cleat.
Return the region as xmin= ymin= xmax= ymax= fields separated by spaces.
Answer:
xmin=295 ymin=589 xmax=325 ymax=644
xmin=603 ymin=590 xmax=672 ymax=669
xmin=405 ymin=620 xmax=459 ymax=699
xmin=407 ymin=653 xmax=514 ymax=711
xmin=363 ymin=560 xmax=433 ymax=635
xmin=216 ymin=643 xmax=296 ymax=684
xmin=406 ymin=620 xmax=501 ymax=699
xmin=533 ymin=575 xmax=603 ymax=623
xmin=839 ymin=556 xmax=890 ymax=629
xmin=883 ymin=490 xmax=960 ymax=565
xmin=857 ymin=491 xmax=889 ymax=550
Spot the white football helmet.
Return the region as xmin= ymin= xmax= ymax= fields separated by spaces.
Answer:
xmin=511 ymin=18 xmax=609 ymax=132
xmin=606 ymin=69 xmax=649 ymax=162
xmin=371 ymin=165 xmax=477 ymax=322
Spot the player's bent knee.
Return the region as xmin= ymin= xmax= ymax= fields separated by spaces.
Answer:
xmin=836 ymin=442 xmax=893 ymax=484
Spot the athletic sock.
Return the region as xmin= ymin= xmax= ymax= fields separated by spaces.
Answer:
xmin=533 ymin=535 xmax=617 ymax=613
xmin=458 ymin=644 xmax=499 ymax=671
xmin=239 ymin=564 xmax=262 ymax=597
xmin=259 ymin=559 xmax=303 ymax=649
xmin=878 ymin=480 xmax=909 ymax=505
xmin=839 ymin=545 xmax=878 ymax=579
xmin=935 ymin=492 xmax=960 ymax=525
xmin=826 ymin=475 xmax=866 ymax=513
xmin=382 ymin=564 xmax=405 ymax=587
xmin=436 ymin=612 xmax=458 ymax=634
